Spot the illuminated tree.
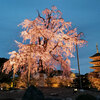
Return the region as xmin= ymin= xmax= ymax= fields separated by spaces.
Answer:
xmin=2 ymin=51 xmax=21 ymax=87
xmin=88 ymin=72 xmax=100 ymax=90
xmin=2 ymin=47 xmax=37 ymax=87
xmin=18 ymin=6 xmax=87 ymax=73
xmin=2 ymin=6 xmax=87 ymax=87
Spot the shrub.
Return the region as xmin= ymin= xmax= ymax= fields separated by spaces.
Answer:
xmin=0 ymin=83 xmax=10 ymax=90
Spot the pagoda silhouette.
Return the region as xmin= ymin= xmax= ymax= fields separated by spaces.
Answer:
xmin=89 ymin=44 xmax=100 ymax=72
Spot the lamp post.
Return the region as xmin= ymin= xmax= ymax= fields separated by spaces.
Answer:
xmin=76 ymin=42 xmax=82 ymax=89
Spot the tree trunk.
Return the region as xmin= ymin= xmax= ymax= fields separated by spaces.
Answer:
xmin=28 ymin=61 xmax=31 ymax=87
xmin=27 ymin=45 xmax=31 ymax=87
xmin=13 ymin=64 xmax=16 ymax=88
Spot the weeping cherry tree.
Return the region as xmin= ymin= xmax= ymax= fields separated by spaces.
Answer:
xmin=2 ymin=6 xmax=87 ymax=87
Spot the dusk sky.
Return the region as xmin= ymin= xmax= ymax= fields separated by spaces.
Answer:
xmin=0 ymin=0 xmax=100 ymax=74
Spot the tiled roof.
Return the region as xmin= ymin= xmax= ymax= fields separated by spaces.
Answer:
xmin=90 ymin=66 xmax=100 ymax=68
xmin=90 ymin=53 xmax=100 ymax=58
xmin=90 ymin=60 xmax=100 ymax=62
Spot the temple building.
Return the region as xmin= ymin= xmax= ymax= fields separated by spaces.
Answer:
xmin=89 ymin=44 xmax=100 ymax=73
xmin=88 ymin=44 xmax=100 ymax=90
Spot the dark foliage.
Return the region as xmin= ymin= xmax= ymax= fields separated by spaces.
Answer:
xmin=22 ymin=85 xmax=44 ymax=100
xmin=0 ymin=58 xmax=8 ymax=70
xmin=76 ymin=94 xmax=96 ymax=100
xmin=73 ymin=74 xmax=91 ymax=89
xmin=0 ymin=58 xmax=12 ymax=83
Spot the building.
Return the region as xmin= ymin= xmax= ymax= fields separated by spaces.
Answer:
xmin=89 ymin=44 xmax=100 ymax=90
xmin=89 ymin=44 xmax=100 ymax=73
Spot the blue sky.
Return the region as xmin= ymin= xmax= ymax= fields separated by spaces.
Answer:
xmin=0 ymin=0 xmax=100 ymax=74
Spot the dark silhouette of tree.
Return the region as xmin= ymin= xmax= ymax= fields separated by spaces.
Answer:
xmin=0 ymin=58 xmax=12 ymax=83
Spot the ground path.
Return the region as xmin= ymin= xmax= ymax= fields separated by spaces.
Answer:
xmin=0 ymin=87 xmax=100 ymax=100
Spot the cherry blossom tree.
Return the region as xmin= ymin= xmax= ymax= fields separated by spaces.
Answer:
xmin=18 ymin=6 xmax=86 ymax=73
xmin=2 ymin=51 xmax=21 ymax=87
xmin=2 ymin=6 xmax=87 ymax=87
